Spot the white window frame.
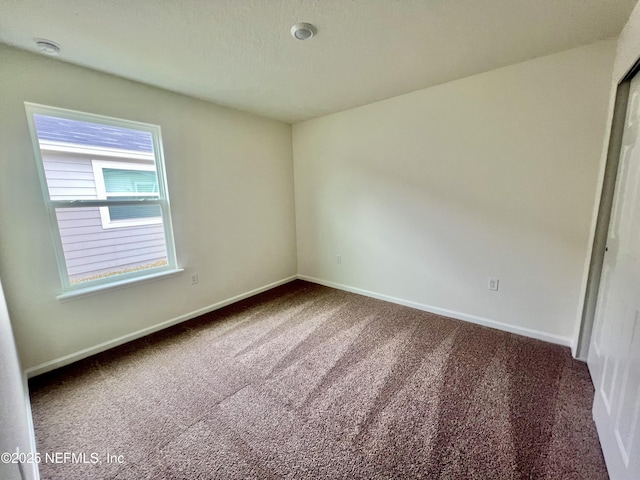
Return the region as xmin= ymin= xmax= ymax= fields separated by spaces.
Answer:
xmin=25 ymin=103 xmax=181 ymax=299
xmin=92 ymin=160 xmax=163 ymax=229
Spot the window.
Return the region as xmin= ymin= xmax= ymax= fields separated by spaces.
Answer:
xmin=92 ymin=160 xmax=162 ymax=229
xmin=25 ymin=103 xmax=180 ymax=297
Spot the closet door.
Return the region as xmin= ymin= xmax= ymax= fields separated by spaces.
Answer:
xmin=589 ymin=73 xmax=640 ymax=480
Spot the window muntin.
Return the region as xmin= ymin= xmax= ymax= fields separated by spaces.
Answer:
xmin=26 ymin=103 xmax=178 ymax=294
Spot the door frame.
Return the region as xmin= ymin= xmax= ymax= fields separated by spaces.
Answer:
xmin=576 ymin=61 xmax=640 ymax=360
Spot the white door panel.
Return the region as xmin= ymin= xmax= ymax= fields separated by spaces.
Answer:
xmin=589 ymin=73 xmax=640 ymax=480
xmin=614 ymin=313 xmax=639 ymax=465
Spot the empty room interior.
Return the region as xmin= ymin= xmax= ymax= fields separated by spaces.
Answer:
xmin=2 ymin=1 xmax=640 ymax=479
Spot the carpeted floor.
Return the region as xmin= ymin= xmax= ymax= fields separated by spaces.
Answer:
xmin=29 ymin=280 xmax=608 ymax=479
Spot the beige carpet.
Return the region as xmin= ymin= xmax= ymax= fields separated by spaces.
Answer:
xmin=29 ymin=280 xmax=608 ymax=479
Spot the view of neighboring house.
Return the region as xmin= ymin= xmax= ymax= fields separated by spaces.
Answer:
xmin=34 ymin=115 xmax=168 ymax=284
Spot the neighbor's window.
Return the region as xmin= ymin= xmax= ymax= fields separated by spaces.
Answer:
xmin=92 ymin=160 xmax=162 ymax=229
xmin=25 ymin=103 xmax=179 ymax=296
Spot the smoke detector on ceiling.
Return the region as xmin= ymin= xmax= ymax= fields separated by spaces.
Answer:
xmin=290 ymin=23 xmax=317 ymax=40
xmin=35 ymin=39 xmax=61 ymax=56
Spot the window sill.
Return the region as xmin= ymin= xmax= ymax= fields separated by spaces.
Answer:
xmin=57 ymin=268 xmax=184 ymax=302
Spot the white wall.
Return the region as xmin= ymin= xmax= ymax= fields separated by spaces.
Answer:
xmin=0 ymin=35 xmax=623 ymax=372
xmin=0 ymin=45 xmax=297 ymax=371
xmin=293 ymin=40 xmax=616 ymax=344
xmin=614 ymin=0 xmax=640 ymax=83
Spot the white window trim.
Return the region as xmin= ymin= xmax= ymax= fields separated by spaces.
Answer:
xmin=25 ymin=102 xmax=180 ymax=296
xmin=91 ymin=159 xmax=163 ymax=229
xmin=57 ymin=268 xmax=184 ymax=302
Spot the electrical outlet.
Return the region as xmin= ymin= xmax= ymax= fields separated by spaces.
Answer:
xmin=336 ymin=254 xmax=341 ymax=265
xmin=191 ymin=273 xmax=199 ymax=285
xmin=488 ymin=278 xmax=499 ymax=291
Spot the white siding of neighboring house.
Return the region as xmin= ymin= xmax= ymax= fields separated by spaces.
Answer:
xmin=43 ymin=155 xmax=97 ymax=199
xmin=42 ymin=151 xmax=167 ymax=284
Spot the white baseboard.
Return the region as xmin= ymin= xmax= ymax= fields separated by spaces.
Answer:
xmin=24 ymin=275 xmax=297 ymax=378
xmin=297 ymin=275 xmax=572 ymax=348
xmin=24 ymin=272 xmax=573 ymax=379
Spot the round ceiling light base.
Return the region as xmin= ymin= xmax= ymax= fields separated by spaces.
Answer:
xmin=290 ymin=23 xmax=317 ymax=40
xmin=35 ymin=39 xmax=61 ymax=56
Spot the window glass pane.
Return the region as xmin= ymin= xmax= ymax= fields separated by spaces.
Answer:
xmin=32 ymin=114 xmax=155 ymax=201
xmin=103 ymin=168 xmax=159 ymax=194
xmin=33 ymin=114 xmax=154 ymax=152
xmin=55 ymin=207 xmax=168 ymax=285
xmin=107 ymin=200 xmax=162 ymax=221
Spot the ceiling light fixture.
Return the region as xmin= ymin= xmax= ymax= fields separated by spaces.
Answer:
xmin=35 ymin=39 xmax=61 ymax=56
xmin=290 ymin=23 xmax=316 ymax=40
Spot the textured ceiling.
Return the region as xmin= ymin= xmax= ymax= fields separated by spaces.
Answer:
xmin=0 ymin=0 xmax=636 ymax=123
